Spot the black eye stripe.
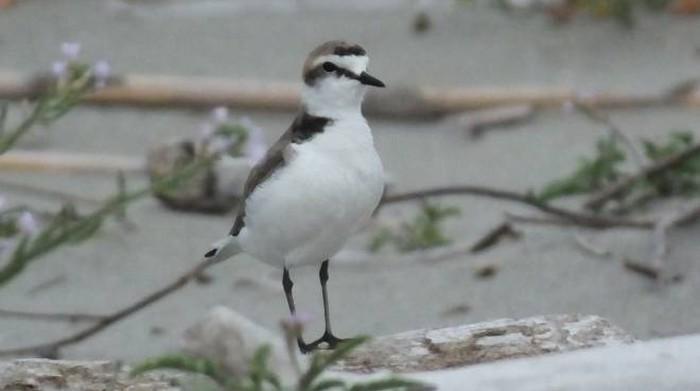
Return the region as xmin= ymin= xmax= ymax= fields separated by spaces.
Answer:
xmin=321 ymin=63 xmax=356 ymax=78
xmin=304 ymin=63 xmax=361 ymax=86
xmin=322 ymin=62 xmax=336 ymax=72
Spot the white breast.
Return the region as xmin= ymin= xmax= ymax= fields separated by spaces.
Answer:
xmin=238 ymin=116 xmax=384 ymax=268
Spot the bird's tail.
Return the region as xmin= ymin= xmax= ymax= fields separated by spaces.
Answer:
xmin=203 ymin=235 xmax=242 ymax=263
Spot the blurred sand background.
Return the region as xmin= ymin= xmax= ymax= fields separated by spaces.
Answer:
xmin=1 ymin=0 xmax=700 ymax=361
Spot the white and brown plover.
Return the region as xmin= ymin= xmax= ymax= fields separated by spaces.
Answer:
xmin=203 ymin=40 xmax=385 ymax=353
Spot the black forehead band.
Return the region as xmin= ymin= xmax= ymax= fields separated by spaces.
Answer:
xmin=334 ymin=45 xmax=366 ymax=56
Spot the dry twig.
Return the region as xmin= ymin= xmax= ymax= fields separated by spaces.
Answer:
xmin=575 ymin=104 xmax=649 ymax=168
xmin=584 ymin=142 xmax=700 ymax=210
xmin=469 ymin=222 xmax=521 ymax=253
xmin=0 ymin=256 xmax=219 ymax=358
xmin=0 ymin=309 xmax=107 ymax=323
xmin=454 ymin=104 xmax=535 ymax=139
xmin=382 ymin=186 xmax=652 ymax=229
xmin=3 ymin=71 xmax=700 ymax=117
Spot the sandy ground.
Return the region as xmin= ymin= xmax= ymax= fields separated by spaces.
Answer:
xmin=1 ymin=0 xmax=700 ymax=361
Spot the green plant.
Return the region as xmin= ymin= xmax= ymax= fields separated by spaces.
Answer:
xmin=537 ymin=131 xmax=700 ymax=209
xmin=485 ymin=0 xmax=674 ymax=27
xmin=132 ymin=337 xmax=428 ymax=391
xmin=369 ymin=202 xmax=460 ymax=253
xmin=537 ymin=136 xmax=625 ymax=202
xmin=0 ymin=155 xmax=215 ymax=289
xmin=0 ymin=43 xmax=110 ymax=154
xmin=640 ymin=131 xmax=700 ymax=196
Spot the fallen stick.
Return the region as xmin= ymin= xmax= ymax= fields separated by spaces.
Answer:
xmin=575 ymin=104 xmax=650 ymax=168
xmin=0 ymin=308 xmax=107 ymax=323
xmin=184 ymin=308 xmax=634 ymax=378
xmin=6 ymin=333 xmax=700 ymax=391
xmin=1 ymin=149 xmax=653 ymax=230
xmin=0 ymin=256 xmax=220 ymax=358
xmin=382 ymin=186 xmax=652 ymax=229
xmin=2 ymin=70 xmax=700 ymax=117
xmin=451 ymin=104 xmax=535 ymax=138
xmin=0 ymin=150 xmax=143 ymax=174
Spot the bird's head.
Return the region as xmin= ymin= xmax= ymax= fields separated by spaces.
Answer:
xmin=301 ymin=40 xmax=385 ymax=117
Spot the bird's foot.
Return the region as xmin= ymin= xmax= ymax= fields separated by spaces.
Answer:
xmin=303 ymin=331 xmax=349 ymax=352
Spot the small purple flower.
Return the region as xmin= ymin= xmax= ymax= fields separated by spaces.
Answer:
xmin=93 ymin=60 xmax=111 ymax=88
xmin=211 ymin=106 xmax=230 ymax=124
xmin=17 ymin=211 xmax=39 ymax=236
xmin=281 ymin=311 xmax=312 ymax=335
xmin=51 ymin=61 xmax=68 ymax=78
xmin=240 ymin=117 xmax=267 ymax=165
xmin=61 ymin=42 xmax=81 ymax=60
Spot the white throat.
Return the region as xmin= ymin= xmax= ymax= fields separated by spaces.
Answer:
xmin=302 ymin=54 xmax=369 ymax=119
xmin=301 ymin=83 xmax=366 ymax=119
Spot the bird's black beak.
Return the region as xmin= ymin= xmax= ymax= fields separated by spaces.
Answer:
xmin=357 ymin=71 xmax=385 ymax=88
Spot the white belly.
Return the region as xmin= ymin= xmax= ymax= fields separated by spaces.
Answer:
xmin=238 ymin=120 xmax=384 ymax=268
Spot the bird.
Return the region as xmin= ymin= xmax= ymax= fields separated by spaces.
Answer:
xmin=202 ymin=40 xmax=386 ymax=353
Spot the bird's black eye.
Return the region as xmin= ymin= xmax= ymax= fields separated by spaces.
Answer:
xmin=322 ymin=62 xmax=336 ymax=72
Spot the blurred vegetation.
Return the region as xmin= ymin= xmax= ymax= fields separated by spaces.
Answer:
xmin=537 ymin=136 xmax=625 ymax=202
xmin=473 ymin=0 xmax=695 ymax=27
xmin=132 ymin=337 xmax=427 ymax=391
xmin=0 ymin=48 xmax=244 ymax=289
xmin=0 ymin=155 xmax=215 ymax=288
xmin=537 ymin=131 xmax=700 ymax=207
xmin=369 ymin=202 xmax=460 ymax=253
xmin=0 ymin=64 xmax=97 ymax=154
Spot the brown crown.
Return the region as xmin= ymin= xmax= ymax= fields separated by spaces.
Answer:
xmin=302 ymin=40 xmax=367 ymax=86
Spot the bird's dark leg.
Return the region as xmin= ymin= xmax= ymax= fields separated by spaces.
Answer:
xmin=307 ymin=260 xmax=347 ymax=350
xmin=283 ymin=268 xmax=311 ymax=353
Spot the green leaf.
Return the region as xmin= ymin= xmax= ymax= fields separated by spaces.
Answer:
xmin=0 ymin=236 xmax=31 ymax=287
xmin=537 ymin=135 xmax=625 ymax=202
xmin=0 ymin=101 xmax=8 ymax=136
xmin=369 ymin=202 xmax=460 ymax=253
xmin=244 ymin=345 xmax=282 ymax=390
xmin=349 ymin=378 xmax=433 ymax=391
xmin=130 ymin=354 xmax=227 ymax=385
xmin=368 ymin=227 xmax=394 ymax=253
xmin=311 ymin=379 xmax=348 ymax=391
xmin=299 ymin=337 xmax=369 ymax=390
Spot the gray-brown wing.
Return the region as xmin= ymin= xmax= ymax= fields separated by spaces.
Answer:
xmin=229 ymin=127 xmax=292 ymax=235
xmin=228 ymin=111 xmax=330 ymax=236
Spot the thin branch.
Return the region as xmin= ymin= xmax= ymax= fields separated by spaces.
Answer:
xmin=456 ymin=104 xmax=535 ymax=139
xmin=646 ymin=202 xmax=700 ymax=282
xmin=0 ymin=100 xmax=45 ymax=154
xmin=381 ymin=185 xmax=652 ymax=229
xmin=623 ymin=259 xmax=664 ymax=280
xmin=4 ymin=71 xmax=700 ymax=117
xmin=0 ymin=178 xmax=101 ymax=205
xmin=469 ymin=221 xmax=521 ymax=253
xmin=0 ymin=256 xmax=219 ymax=358
xmin=0 ymin=308 xmax=107 ymax=323
xmin=506 ymin=213 xmax=578 ymax=227
xmin=575 ymin=104 xmax=649 ymax=168
xmin=584 ymin=142 xmax=700 ymax=210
